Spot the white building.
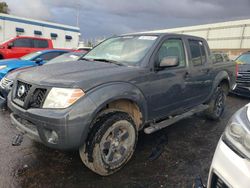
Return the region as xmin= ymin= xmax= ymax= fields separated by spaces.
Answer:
xmin=0 ymin=13 xmax=80 ymax=49
xmin=145 ymin=19 xmax=250 ymax=58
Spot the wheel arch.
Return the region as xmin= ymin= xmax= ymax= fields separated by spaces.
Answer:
xmin=205 ymin=71 xmax=230 ymax=103
xmin=87 ymin=82 xmax=148 ymax=130
xmin=0 ymin=53 xmax=4 ymax=59
xmin=212 ymin=71 xmax=231 ymax=93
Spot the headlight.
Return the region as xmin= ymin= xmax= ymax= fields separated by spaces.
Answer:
xmin=223 ymin=105 xmax=250 ymax=158
xmin=43 ymin=88 xmax=85 ymax=109
xmin=0 ymin=65 xmax=7 ymax=70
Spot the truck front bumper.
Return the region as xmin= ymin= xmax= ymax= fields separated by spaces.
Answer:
xmin=231 ymin=83 xmax=250 ymax=97
xmin=207 ymin=139 xmax=250 ymax=188
xmin=8 ymin=95 xmax=97 ymax=150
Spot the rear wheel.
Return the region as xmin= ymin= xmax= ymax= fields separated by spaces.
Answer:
xmin=205 ymin=86 xmax=226 ymax=120
xmin=79 ymin=112 xmax=138 ymax=176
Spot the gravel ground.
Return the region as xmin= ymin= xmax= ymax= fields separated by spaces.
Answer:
xmin=0 ymin=95 xmax=248 ymax=188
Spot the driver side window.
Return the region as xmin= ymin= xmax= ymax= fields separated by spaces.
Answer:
xmin=157 ymin=39 xmax=186 ymax=67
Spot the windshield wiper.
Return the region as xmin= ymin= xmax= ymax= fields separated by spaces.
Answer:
xmin=81 ymin=57 xmax=92 ymax=61
xmin=92 ymin=58 xmax=124 ymax=66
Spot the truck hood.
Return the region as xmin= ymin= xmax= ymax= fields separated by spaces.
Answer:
xmin=17 ymin=60 xmax=143 ymax=90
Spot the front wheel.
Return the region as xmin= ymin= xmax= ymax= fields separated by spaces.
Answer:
xmin=79 ymin=112 xmax=138 ymax=176
xmin=205 ymin=86 xmax=226 ymax=120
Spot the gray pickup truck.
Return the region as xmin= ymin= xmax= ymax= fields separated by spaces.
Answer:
xmin=8 ymin=33 xmax=236 ymax=176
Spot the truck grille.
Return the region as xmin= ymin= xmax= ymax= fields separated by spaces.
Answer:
xmin=0 ymin=77 xmax=13 ymax=89
xmin=15 ymin=81 xmax=32 ymax=102
xmin=237 ymin=71 xmax=250 ymax=84
xmin=29 ymin=88 xmax=47 ymax=108
xmin=210 ymin=173 xmax=228 ymax=188
xmin=14 ymin=80 xmax=48 ymax=109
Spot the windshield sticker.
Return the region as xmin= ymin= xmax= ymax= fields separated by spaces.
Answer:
xmin=122 ymin=36 xmax=134 ymax=39
xmin=138 ymin=36 xmax=157 ymax=40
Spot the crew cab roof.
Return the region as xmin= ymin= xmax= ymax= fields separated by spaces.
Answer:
xmin=122 ymin=32 xmax=205 ymax=41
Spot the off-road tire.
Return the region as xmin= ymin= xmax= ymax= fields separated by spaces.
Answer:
xmin=79 ymin=112 xmax=138 ymax=176
xmin=205 ymin=86 xmax=226 ymax=120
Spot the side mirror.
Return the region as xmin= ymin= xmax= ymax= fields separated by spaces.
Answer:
xmin=7 ymin=42 xmax=13 ymax=49
xmin=159 ymin=56 xmax=179 ymax=68
xmin=35 ymin=58 xmax=44 ymax=64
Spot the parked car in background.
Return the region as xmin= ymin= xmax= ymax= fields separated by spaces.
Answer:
xmin=211 ymin=52 xmax=230 ymax=64
xmin=232 ymin=51 xmax=250 ymax=97
xmin=0 ymin=36 xmax=57 ymax=59
xmin=207 ymin=103 xmax=250 ymax=188
xmin=0 ymin=49 xmax=69 ymax=80
xmin=77 ymin=46 xmax=92 ymax=52
xmin=0 ymin=50 xmax=85 ymax=108
xmin=8 ymin=33 xmax=236 ymax=176
xmin=46 ymin=51 xmax=86 ymax=65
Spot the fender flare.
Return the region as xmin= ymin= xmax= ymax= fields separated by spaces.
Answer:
xmin=212 ymin=71 xmax=230 ymax=90
xmin=86 ymin=82 xmax=148 ymax=125
xmin=206 ymin=71 xmax=230 ymax=102
xmin=0 ymin=53 xmax=4 ymax=59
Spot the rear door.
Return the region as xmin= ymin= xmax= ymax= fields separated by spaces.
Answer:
xmin=33 ymin=39 xmax=49 ymax=51
xmin=10 ymin=38 xmax=33 ymax=58
xmin=183 ymin=38 xmax=213 ymax=107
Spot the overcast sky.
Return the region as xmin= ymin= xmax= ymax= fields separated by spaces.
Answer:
xmin=5 ymin=0 xmax=250 ymax=39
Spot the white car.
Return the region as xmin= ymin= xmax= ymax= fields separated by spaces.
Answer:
xmin=207 ymin=104 xmax=250 ymax=188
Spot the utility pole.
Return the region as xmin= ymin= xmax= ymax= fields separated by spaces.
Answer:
xmin=76 ymin=3 xmax=80 ymax=27
xmin=76 ymin=1 xmax=81 ymax=47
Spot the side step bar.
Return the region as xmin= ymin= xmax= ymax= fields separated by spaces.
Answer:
xmin=144 ymin=104 xmax=209 ymax=134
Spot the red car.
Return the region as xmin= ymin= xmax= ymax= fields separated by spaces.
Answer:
xmin=0 ymin=36 xmax=54 ymax=59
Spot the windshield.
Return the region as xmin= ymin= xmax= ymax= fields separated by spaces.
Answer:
xmin=0 ymin=37 xmax=13 ymax=44
xmin=20 ymin=51 xmax=42 ymax=61
xmin=236 ymin=53 xmax=250 ymax=64
xmin=46 ymin=52 xmax=83 ymax=64
xmin=84 ymin=35 xmax=158 ymax=66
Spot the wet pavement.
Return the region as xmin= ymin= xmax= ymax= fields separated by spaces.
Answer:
xmin=0 ymin=95 xmax=249 ymax=188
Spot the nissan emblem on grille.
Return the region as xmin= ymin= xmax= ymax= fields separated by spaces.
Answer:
xmin=17 ymin=85 xmax=26 ymax=98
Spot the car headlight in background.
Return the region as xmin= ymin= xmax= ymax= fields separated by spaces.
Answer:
xmin=223 ymin=105 xmax=250 ymax=158
xmin=43 ymin=88 xmax=85 ymax=109
xmin=0 ymin=65 xmax=7 ymax=70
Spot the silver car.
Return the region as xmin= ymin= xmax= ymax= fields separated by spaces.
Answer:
xmin=207 ymin=104 xmax=250 ymax=188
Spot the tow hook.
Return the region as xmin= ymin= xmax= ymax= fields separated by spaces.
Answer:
xmin=12 ymin=132 xmax=25 ymax=146
xmin=193 ymin=176 xmax=206 ymax=188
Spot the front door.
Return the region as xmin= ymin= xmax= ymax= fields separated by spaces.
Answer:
xmin=147 ymin=38 xmax=190 ymax=120
xmin=10 ymin=38 xmax=33 ymax=58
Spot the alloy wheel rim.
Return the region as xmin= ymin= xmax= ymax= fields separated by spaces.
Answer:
xmin=100 ymin=120 xmax=135 ymax=167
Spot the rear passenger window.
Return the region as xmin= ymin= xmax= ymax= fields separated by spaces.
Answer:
xmin=34 ymin=39 xmax=49 ymax=48
xmin=189 ymin=40 xmax=207 ymax=66
xmin=157 ymin=38 xmax=186 ymax=67
xmin=13 ymin=38 xmax=33 ymax=48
